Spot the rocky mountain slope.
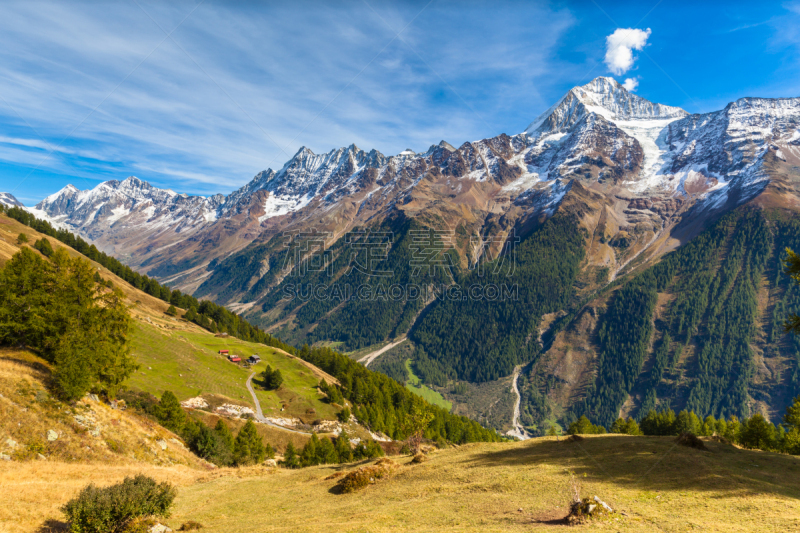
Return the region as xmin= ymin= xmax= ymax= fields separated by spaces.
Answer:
xmin=20 ymin=76 xmax=800 ymax=434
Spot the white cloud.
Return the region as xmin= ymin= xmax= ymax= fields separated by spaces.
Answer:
xmin=622 ymin=77 xmax=639 ymax=92
xmin=0 ymin=2 xmax=577 ymax=203
xmin=604 ymin=28 xmax=651 ymax=75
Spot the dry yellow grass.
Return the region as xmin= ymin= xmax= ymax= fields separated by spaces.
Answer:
xmin=6 ymin=435 xmax=800 ymax=532
xmin=0 ymin=348 xmax=209 ymax=467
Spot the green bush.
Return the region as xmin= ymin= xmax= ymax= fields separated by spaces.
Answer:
xmin=61 ymin=475 xmax=176 ymax=533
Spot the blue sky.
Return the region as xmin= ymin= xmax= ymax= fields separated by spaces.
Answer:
xmin=1 ymin=0 xmax=799 ymax=205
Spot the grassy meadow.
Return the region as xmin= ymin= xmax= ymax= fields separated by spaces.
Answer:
xmin=127 ymin=322 xmax=339 ymax=422
xmin=404 ymin=359 xmax=452 ymax=412
xmin=5 ymin=434 xmax=800 ymax=532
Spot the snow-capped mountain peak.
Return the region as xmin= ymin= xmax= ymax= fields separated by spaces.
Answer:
xmin=0 ymin=192 xmax=23 ymax=208
xmin=525 ymin=76 xmax=688 ymax=136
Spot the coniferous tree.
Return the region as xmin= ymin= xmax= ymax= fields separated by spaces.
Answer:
xmin=269 ymin=369 xmax=283 ymax=390
xmin=234 ymin=420 xmax=265 ymax=465
xmin=17 ymin=232 xmax=28 ymax=244
xmin=334 ymin=430 xmax=353 ymax=463
xmin=33 ymin=238 xmax=54 ymax=257
xmin=155 ymin=391 xmax=187 ymax=432
xmin=281 ymin=442 xmax=300 ymax=468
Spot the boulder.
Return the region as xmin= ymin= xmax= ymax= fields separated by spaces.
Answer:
xmin=46 ymin=430 xmax=58 ymax=441
xmin=36 ymin=453 xmax=47 ymax=461
xmin=0 ymin=453 xmax=10 ymax=461
xmin=148 ymin=523 xmax=173 ymax=533
xmin=5 ymin=438 xmax=18 ymax=449
xmin=156 ymin=439 xmax=168 ymax=451
xmin=264 ymin=459 xmax=278 ymax=467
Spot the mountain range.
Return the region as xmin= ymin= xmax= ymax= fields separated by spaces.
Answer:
xmin=14 ymin=76 xmax=800 ymax=435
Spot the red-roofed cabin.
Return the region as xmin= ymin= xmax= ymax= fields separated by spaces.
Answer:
xmin=229 ymin=355 xmax=241 ymax=363
xmin=219 ymin=349 xmax=229 ymax=355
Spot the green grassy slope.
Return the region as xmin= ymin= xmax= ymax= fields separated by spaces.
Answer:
xmin=126 ymin=321 xmax=339 ymax=422
xmin=404 ymin=359 xmax=452 ymax=411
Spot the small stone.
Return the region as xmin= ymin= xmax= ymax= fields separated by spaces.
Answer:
xmin=518 ymin=508 xmax=523 ymax=512
xmin=593 ymin=496 xmax=613 ymax=512
xmin=5 ymin=438 xmax=17 ymax=449
xmin=74 ymin=415 xmax=87 ymax=424
xmin=148 ymin=522 xmax=172 ymax=533
xmin=156 ymin=439 xmax=168 ymax=450
xmin=36 ymin=453 xmax=46 ymax=461
xmin=587 ymin=503 xmax=596 ymax=514
xmin=89 ymin=394 xmax=100 ymax=402
xmin=0 ymin=453 xmax=10 ymax=461
xmin=264 ymin=459 xmax=277 ymax=467
xmin=90 ymin=429 xmax=101 ymax=437
xmin=46 ymin=430 xmax=58 ymax=441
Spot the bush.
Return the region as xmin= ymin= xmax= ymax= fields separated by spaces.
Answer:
xmin=335 ymin=458 xmax=397 ymax=493
xmin=17 ymin=232 xmax=28 ymax=244
xmin=61 ymin=475 xmax=176 ymax=533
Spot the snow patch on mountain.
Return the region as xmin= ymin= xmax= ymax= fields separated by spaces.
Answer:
xmin=0 ymin=192 xmax=23 ymax=208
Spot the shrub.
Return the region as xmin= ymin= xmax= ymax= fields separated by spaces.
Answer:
xmin=336 ymin=459 xmax=397 ymax=493
xmin=61 ymin=475 xmax=176 ymax=533
xmin=178 ymin=521 xmax=204 ymax=531
xmin=17 ymin=232 xmax=28 ymax=244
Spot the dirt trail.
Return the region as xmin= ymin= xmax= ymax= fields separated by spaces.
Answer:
xmin=245 ymin=372 xmax=310 ymax=435
xmin=505 ymin=366 xmax=530 ymax=440
xmin=358 ymin=336 xmax=407 ymax=367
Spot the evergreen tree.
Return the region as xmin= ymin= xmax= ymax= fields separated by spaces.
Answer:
xmin=215 ymin=419 xmax=235 ymax=449
xmin=624 ymin=418 xmax=641 ymax=435
xmin=739 ymin=414 xmax=776 ymax=450
xmin=318 ymin=437 xmax=338 ymax=464
xmin=675 ymin=410 xmax=702 ymax=435
xmin=300 ymin=433 xmax=321 ymax=466
xmin=610 ymin=418 xmax=627 ymax=433
xmin=234 ymin=420 xmax=265 ymax=465
xmin=0 ymin=247 xmax=135 ymax=399
xmin=334 ymin=430 xmax=353 ymax=463
xmin=155 ymin=391 xmax=187 ymax=432
xmin=337 ymin=406 xmax=351 ymax=423
xmin=270 ymin=369 xmax=284 ymax=390
xmin=33 ymin=238 xmax=54 ymax=257
xmin=784 ymin=396 xmax=800 ymax=429
xmin=165 ymin=305 xmax=178 ymax=317
xmin=281 ymin=442 xmax=300 ymax=468
xmin=17 ymin=233 xmax=28 ymax=244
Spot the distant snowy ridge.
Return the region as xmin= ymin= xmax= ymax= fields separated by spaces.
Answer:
xmin=31 ymin=77 xmax=800 ymax=273
xmin=0 ymin=192 xmax=22 ymax=208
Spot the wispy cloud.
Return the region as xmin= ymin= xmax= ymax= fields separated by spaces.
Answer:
xmin=0 ymin=1 xmax=576 ymax=201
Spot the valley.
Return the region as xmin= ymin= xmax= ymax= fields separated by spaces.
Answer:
xmin=9 ymin=76 xmax=800 ymax=437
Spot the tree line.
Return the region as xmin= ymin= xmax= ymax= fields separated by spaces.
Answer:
xmin=573 ymin=209 xmax=785 ymax=428
xmin=1 ymin=205 xmax=284 ymax=346
xmin=1 ymin=206 xmax=501 ymax=446
xmin=568 ymin=398 xmax=800 ymax=456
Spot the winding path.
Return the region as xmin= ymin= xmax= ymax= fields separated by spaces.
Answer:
xmin=358 ymin=336 xmax=407 ymax=367
xmin=505 ymin=366 xmax=530 ymax=441
xmin=245 ymin=372 xmax=310 ymax=435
